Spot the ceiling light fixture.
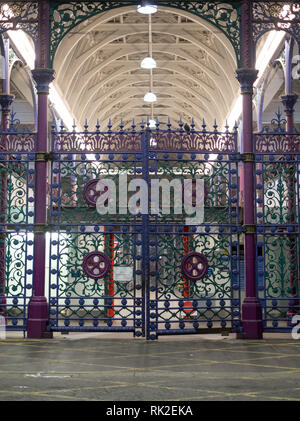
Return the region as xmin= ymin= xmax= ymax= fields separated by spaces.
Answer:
xmin=144 ymin=91 xmax=157 ymax=102
xmin=137 ymin=2 xmax=157 ymax=14
xmin=141 ymin=56 xmax=156 ymax=69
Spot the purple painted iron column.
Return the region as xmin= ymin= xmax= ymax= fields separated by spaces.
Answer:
xmin=281 ymin=95 xmax=298 ymax=132
xmin=0 ymin=94 xmax=14 ymax=320
xmin=281 ymin=37 xmax=298 ymax=131
xmin=236 ymin=0 xmax=263 ymax=339
xmin=26 ymin=0 xmax=55 ymax=338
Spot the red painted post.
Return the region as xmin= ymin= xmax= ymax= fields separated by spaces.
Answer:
xmin=27 ymin=0 xmax=55 ymax=338
xmin=236 ymin=0 xmax=263 ymax=338
xmin=108 ymin=233 xmax=115 ymax=318
xmin=183 ymin=226 xmax=192 ymax=317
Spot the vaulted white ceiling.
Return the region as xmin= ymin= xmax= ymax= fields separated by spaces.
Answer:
xmin=53 ymin=5 xmax=239 ymax=131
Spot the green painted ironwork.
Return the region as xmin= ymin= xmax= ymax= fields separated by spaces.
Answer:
xmin=0 ymin=157 xmax=35 ymax=329
xmin=255 ymin=151 xmax=300 ymax=329
xmin=155 ymin=232 xmax=238 ymax=325
xmin=49 ymin=0 xmax=241 ymax=67
xmin=49 ymin=231 xmax=138 ymax=327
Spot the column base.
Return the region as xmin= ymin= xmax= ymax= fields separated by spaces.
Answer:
xmin=236 ymin=297 xmax=263 ymax=339
xmin=27 ymin=296 xmax=53 ymax=339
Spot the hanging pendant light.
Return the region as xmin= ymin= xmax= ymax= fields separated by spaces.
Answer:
xmin=137 ymin=2 xmax=157 ymax=14
xmin=141 ymin=56 xmax=157 ymax=69
xmin=149 ymin=119 xmax=156 ymax=128
xmin=144 ymin=92 xmax=157 ymax=102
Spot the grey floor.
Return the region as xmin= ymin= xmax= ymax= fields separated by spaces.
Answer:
xmin=0 ymin=331 xmax=300 ymax=401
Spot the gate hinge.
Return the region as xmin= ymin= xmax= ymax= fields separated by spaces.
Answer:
xmin=36 ymin=152 xmax=55 ymax=162
xmin=241 ymin=152 xmax=255 ymax=163
xmin=242 ymin=224 xmax=256 ymax=234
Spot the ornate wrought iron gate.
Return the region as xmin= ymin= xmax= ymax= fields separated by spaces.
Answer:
xmin=46 ymin=121 xmax=242 ymax=338
xmin=3 ymin=115 xmax=300 ymax=337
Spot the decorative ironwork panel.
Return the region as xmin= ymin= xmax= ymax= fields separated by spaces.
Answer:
xmin=148 ymin=129 xmax=237 ymax=152
xmin=0 ymin=152 xmax=36 ymax=330
xmin=1 ymin=229 xmax=34 ymax=330
xmin=148 ymin=152 xmax=239 ymax=225
xmin=48 ymin=228 xmax=143 ymax=333
xmin=148 ymin=229 xmax=241 ymax=338
xmin=0 ymin=2 xmax=38 ymax=43
xmin=255 ymin=134 xmax=300 ymax=153
xmin=255 ymin=125 xmax=300 ymax=331
xmin=52 ymin=131 xmax=142 ymax=153
xmin=147 ymin=150 xmax=241 ymax=338
xmin=49 ymin=1 xmax=241 ymax=66
xmin=253 ymin=2 xmax=300 ymax=46
xmin=49 ymin=152 xmax=141 ymax=226
xmin=48 ymin=147 xmax=144 ymax=335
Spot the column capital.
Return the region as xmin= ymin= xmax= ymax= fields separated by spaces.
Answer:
xmin=236 ymin=68 xmax=258 ymax=94
xmin=31 ymin=68 xmax=55 ymax=94
xmin=281 ymin=94 xmax=298 ymax=116
xmin=0 ymin=94 xmax=14 ymax=113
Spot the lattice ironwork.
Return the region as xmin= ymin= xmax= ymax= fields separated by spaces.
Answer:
xmin=49 ymin=0 xmax=241 ymax=67
xmin=255 ymin=109 xmax=300 ymax=153
xmin=0 ymin=153 xmax=35 ymax=330
xmin=0 ymin=112 xmax=36 ymax=153
xmin=52 ymin=118 xmax=238 ymax=153
xmin=48 ymin=121 xmax=241 ymax=338
xmin=253 ymin=1 xmax=300 ymax=46
xmin=0 ymin=2 xmax=38 ymax=43
xmin=255 ymin=111 xmax=300 ymax=331
xmin=0 ymin=115 xmax=36 ymax=330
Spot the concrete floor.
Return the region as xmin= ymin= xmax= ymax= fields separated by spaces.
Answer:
xmin=0 ymin=331 xmax=300 ymax=401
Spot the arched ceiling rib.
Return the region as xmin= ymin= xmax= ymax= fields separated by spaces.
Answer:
xmin=53 ymin=5 xmax=239 ymax=129
xmin=73 ymin=54 xmax=233 ymax=117
xmin=77 ymin=63 xmax=227 ymax=123
xmin=86 ymin=79 xmax=214 ymax=124
xmin=91 ymin=87 xmax=211 ymax=123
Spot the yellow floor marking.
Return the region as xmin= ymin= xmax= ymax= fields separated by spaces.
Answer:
xmin=225 ymin=360 xmax=300 ymax=371
xmin=265 ymin=395 xmax=300 ymax=401
xmin=171 ymin=393 xmax=259 ymax=401
xmin=231 ymin=355 xmax=295 ymax=363
xmin=55 ymin=382 xmax=132 ymax=393
xmin=0 ymin=390 xmax=98 ymax=401
xmin=138 ymin=385 xmax=261 ymax=398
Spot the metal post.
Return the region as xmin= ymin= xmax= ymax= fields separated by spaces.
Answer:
xmin=143 ymin=127 xmax=151 ymax=338
xmin=236 ymin=0 xmax=263 ymax=339
xmin=281 ymin=95 xmax=298 ymax=132
xmin=0 ymin=94 xmax=14 ymax=321
xmin=183 ymin=226 xmax=192 ymax=317
xmin=27 ymin=0 xmax=55 ymax=338
xmin=104 ymin=227 xmax=115 ymax=319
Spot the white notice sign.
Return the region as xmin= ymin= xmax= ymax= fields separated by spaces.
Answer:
xmin=114 ymin=266 xmax=133 ymax=282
